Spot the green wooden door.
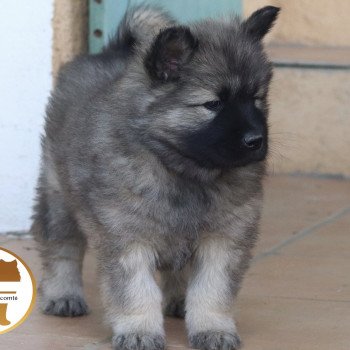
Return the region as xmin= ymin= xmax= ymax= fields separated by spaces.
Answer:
xmin=89 ymin=0 xmax=242 ymax=53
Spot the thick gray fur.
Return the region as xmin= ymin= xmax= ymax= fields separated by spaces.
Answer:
xmin=31 ymin=4 xmax=279 ymax=350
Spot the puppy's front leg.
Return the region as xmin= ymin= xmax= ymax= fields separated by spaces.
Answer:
xmin=186 ymin=237 xmax=248 ymax=350
xmin=99 ymin=244 xmax=164 ymax=350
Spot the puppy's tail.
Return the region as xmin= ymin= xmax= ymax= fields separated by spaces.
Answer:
xmin=104 ymin=5 xmax=175 ymax=53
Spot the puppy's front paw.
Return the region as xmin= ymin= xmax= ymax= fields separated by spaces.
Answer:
xmin=112 ymin=333 xmax=165 ymax=350
xmin=41 ymin=295 xmax=89 ymax=317
xmin=189 ymin=331 xmax=241 ymax=350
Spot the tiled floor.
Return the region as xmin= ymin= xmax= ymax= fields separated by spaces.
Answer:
xmin=1 ymin=175 xmax=350 ymax=349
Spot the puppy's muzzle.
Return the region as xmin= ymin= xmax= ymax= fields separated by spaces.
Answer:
xmin=242 ymin=131 xmax=263 ymax=151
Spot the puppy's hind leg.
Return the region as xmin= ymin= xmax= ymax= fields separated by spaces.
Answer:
xmin=31 ymin=185 xmax=88 ymax=317
xmin=161 ymin=267 xmax=189 ymax=319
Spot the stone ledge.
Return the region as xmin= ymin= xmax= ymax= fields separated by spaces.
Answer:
xmin=267 ymin=45 xmax=350 ymax=69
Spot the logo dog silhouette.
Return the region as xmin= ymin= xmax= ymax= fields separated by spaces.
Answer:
xmin=0 ymin=259 xmax=21 ymax=326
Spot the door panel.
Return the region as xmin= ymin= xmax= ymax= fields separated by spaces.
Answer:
xmin=89 ymin=0 xmax=242 ymax=53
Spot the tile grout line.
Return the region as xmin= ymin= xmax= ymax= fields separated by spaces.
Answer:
xmin=84 ymin=337 xmax=111 ymax=350
xmin=260 ymin=295 xmax=350 ymax=304
xmin=253 ymin=205 xmax=350 ymax=262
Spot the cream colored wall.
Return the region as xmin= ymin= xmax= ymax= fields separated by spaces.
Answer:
xmin=52 ymin=0 xmax=88 ymax=78
xmin=269 ymin=69 xmax=350 ymax=176
xmin=244 ymin=0 xmax=350 ymax=46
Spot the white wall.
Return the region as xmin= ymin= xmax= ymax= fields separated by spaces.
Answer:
xmin=0 ymin=1 xmax=53 ymax=233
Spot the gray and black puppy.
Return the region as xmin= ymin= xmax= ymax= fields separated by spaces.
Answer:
xmin=32 ymin=4 xmax=279 ymax=350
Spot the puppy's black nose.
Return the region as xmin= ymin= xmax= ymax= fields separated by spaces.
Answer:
xmin=243 ymin=132 xmax=263 ymax=150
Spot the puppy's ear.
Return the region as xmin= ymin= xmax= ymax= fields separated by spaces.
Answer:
xmin=144 ymin=26 xmax=198 ymax=82
xmin=243 ymin=6 xmax=280 ymax=41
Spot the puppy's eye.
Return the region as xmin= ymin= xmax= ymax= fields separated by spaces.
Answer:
xmin=203 ymin=100 xmax=222 ymax=111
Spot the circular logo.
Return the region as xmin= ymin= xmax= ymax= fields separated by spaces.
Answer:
xmin=0 ymin=247 xmax=36 ymax=334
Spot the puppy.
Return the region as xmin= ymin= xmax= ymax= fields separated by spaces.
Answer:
xmin=32 ymin=5 xmax=279 ymax=350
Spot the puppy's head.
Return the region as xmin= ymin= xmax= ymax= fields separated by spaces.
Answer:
xmin=141 ymin=7 xmax=280 ymax=173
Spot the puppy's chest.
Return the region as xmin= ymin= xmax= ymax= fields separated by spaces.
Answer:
xmin=129 ymin=180 xmax=252 ymax=270
xmin=154 ymin=191 xmax=240 ymax=271
xmin=150 ymin=183 xmax=235 ymax=233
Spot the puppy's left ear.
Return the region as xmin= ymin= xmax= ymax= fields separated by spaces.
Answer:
xmin=144 ymin=26 xmax=198 ymax=82
xmin=243 ymin=6 xmax=280 ymax=41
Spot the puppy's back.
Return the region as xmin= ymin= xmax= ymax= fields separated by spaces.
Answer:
xmin=45 ymin=5 xmax=174 ymax=146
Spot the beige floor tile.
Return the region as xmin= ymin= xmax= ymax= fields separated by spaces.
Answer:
xmin=257 ymin=176 xmax=350 ymax=254
xmin=236 ymin=296 xmax=350 ymax=350
xmin=165 ymin=318 xmax=189 ymax=349
xmin=0 ymin=236 xmax=9 ymax=244
xmin=0 ymin=333 xmax=105 ymax=350
xmin=244 ymin=254 xmax=350 ymax=302
xmin=243 ymin=212 xmax=350 ymax=302
xmin=280 ymin=212 xmax=350 ymax=259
